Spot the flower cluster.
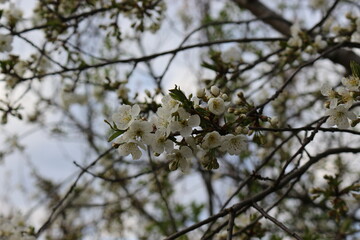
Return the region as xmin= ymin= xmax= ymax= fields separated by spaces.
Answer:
xmin=321 ymin=63 xmax=360 ymax=128
xmin=0 ymin=213 xmax=35 ymax=240
xmin=109 ymin=86 xmax=254 ymax=172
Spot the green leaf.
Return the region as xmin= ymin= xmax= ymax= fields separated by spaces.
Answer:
xmin=169 ymin=86 xmax=188 ymax=103
xmin=108 ymin=130 xmax=125 ymax=142
xmin=350 ymin=61 xmax=360 ymax=78
xmin=201 ymin=61 xmax=218 ymax=71
xmin=169 ymin=86 xmax=193 ymax=110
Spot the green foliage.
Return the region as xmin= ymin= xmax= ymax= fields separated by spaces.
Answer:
xmin=350 ymin=61 xmax=360 ymax=78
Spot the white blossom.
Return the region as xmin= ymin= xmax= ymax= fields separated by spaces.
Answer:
xmin=112 ymin=104 xmax=140 ymax=130
xmin=325 ymin=104 xmax=357 ymax=129
xmin=314 ymin=35 xmax=327 ymax=50
xmin=208 ymin=97 xmax=226 ymax=115
xmin=202 ymin=131 xmax=222 ymax=149
xmin=170 ymin=108 xmax=200 ymax=137
xmin=167 ymin=146 xmax=193 ymax=172
xmin=0 ymin=34 xmax=13 ymax=52
xmin=321 ymin=83 xmax=338 ymax=108
xmin=161 ymin=95 xmax=180 ymax=113
xmin=149 ymin=131 xmax=173 ymax=154
xmin=287 ymin=37 xmax=302 ymax=48
xmin=121 ymin=120 xmax=153 ymax=143
xmin=288 ymin=23 xmax=303 ymax=48
xmin=341 ymin=76 xmax=360 ymax=91
xmin=338 ymin=87 xmax=354 ymax=108
xmin=151 ymin=107 xmax=174 ymax=136
xmin=219 ymin=134 xmax=247 ymax=155
xmin=3 ymin=3 xmax=23 ymax=25
xmin=116 ymin=139 xmax=146 ymax=160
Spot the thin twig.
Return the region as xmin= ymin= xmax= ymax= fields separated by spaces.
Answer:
xmin=252 ymin=202 xmax=303 ymax=240
xmin=35 ymin=147 xmax=114 ymax=237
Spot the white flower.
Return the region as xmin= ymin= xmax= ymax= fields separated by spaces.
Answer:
xmin=170 ymin=108 xmax=200 ymax=137
xmin=116 ymin=140 xmax=146 ymax=160
xmin=112 ymin=104 xmax=140 ymax=130
xmin=341 ymin=76 xmax=360 ymax=91
xmin=321 ymin=83 xmax=338 ymax=108
xmin=288 ymin=23 xmax=303 ymax=48
xmin=325 ymin=104 xmax=357 ymax=128
xmin=338 ymin=87 xmax=354 ymax=108
xmin=0 ymin=34 xmax=13 ymax=52
xmin=13 ymin=61 xmax=27 ymax=77
xmin=202 ymin=131 xmax=222 ymax=149
xmin=314 ymin=35 xmax=327 ymax=50
xmin=185 ymin=136 xmax=197 ymax=150
xmin=161 ymin=95 xmax=180 ymax=113
xmin=151 ymin=107 xmax=174 ymax=137
xmin=167 ymin=146 xmax=193 ymax=172
xmin=287 ymin=36 xmax=302 ymax=48
xmin=3 ymin=3 xmax=23 ymax=25
xmin=150 ymin=131 xmax=173 ymax=154
xmin=219 ymin=134 xmax=247 ymax=155
xmin=290 ymin=23 xmax=301 ymax=37
xmin=304 ymin=45 xmax=315 ymax=54
xmin=121 ymin=120 xmax=153 ymax=143
xmin=208 ymin=97 xmax=226 ymax=115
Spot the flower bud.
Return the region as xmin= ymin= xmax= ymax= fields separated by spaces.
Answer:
xmin=234 ymin=109 xmax=241 ymax=115
xmin=221 ymin=93 xmax=229 ymax=100
xmin=196 ymin=88 xmax=206 ymax=98
xmin=210 ymin=86 xmax=220 ymax=97
xmin=270 ymin=117 xmax=279 ymax=127
xmin=235 ymin=126 xmax=243 ymax=134
xmin=227 ymin=107 xmax=235 ymax=113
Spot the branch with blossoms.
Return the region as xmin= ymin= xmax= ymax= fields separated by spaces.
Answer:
xmin=322 ymin=61 xmax=360 ymax=129
xmin=108 ymin=85 xmax=260 ymax=172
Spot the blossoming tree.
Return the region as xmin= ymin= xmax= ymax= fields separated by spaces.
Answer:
xmin=1 ymin=0 xmax=360 ymax=239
